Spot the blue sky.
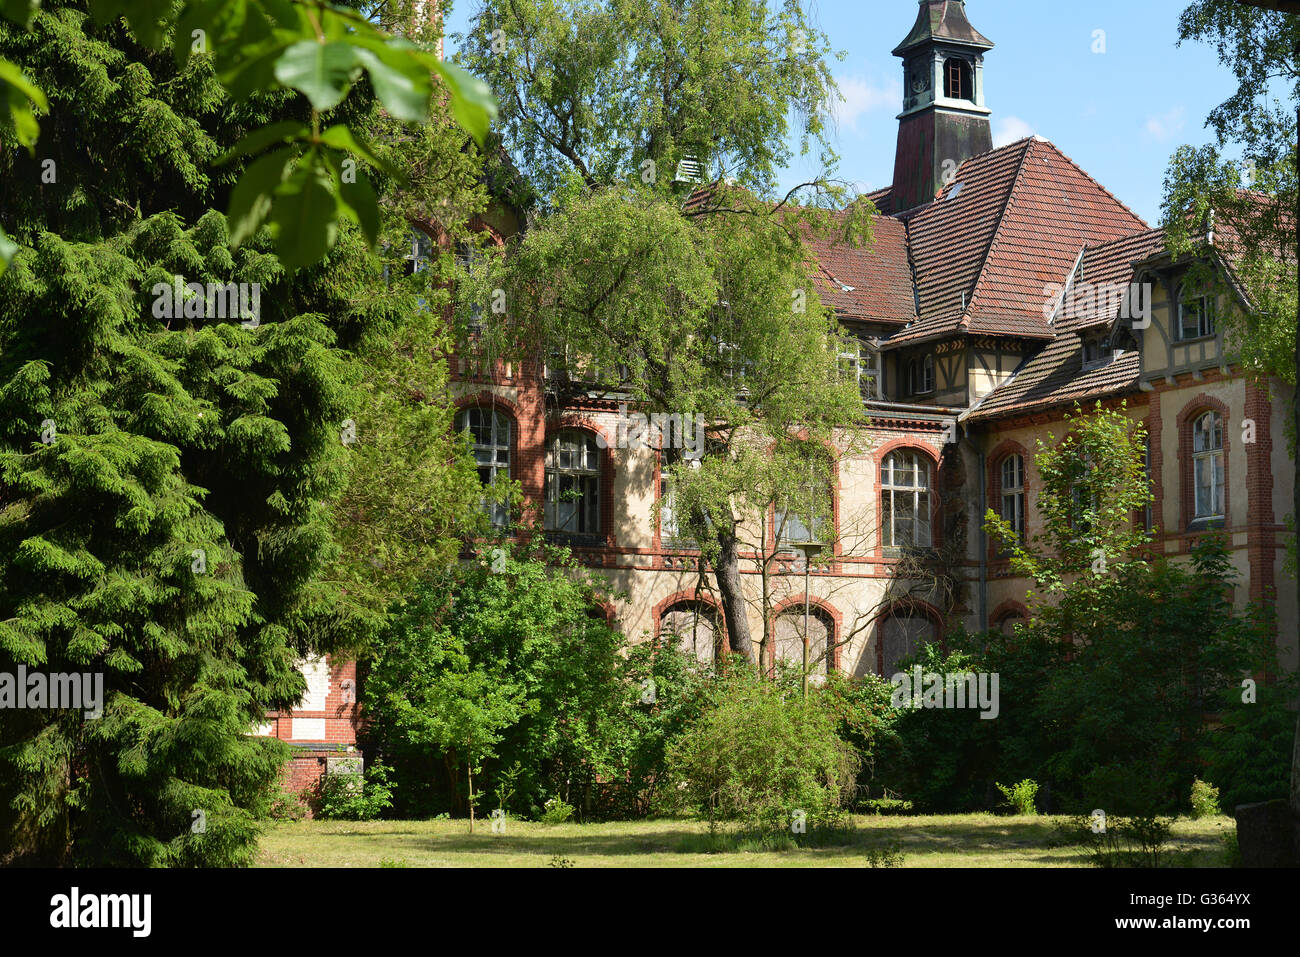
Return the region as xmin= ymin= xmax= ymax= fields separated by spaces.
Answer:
xmin=444 ymin=1 xmax=1243 ymax=226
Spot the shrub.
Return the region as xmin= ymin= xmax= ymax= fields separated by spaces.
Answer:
xmin=1051 ymin=813 xmax=1175 ymax=868
xmin=996 ymin=779 xmax=1040 ymax=816
xmin=665 ymin=670 xmax=859 ymax=837
xmin=540 ymin=797 xmax=575 ymax=824
xmin=318 ymin=762 xmax=395 ymax=821
xmin=861 ymin=798 xmax=914 ymax=816
xmin=865 ymin=842 xmax=905 ymax=868
xmin=1190 ymin=778 xmax=1221 ymax=818
xmin=1201 ymin=671 xmax=1297 ymax=811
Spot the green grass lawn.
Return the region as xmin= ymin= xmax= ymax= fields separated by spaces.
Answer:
xmin=255 ymin=814 xmax=1237 ymax=868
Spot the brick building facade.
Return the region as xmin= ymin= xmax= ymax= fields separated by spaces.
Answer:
xmin=269 ymin=0 xmax=1297 ymax=806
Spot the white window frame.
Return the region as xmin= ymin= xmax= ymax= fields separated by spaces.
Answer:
xmin=1192 ymin=410 xmax=1224 ymax=520
xmin=457 ymin=407 xmax=511 ymax=528
xmin=1000 ymin=454 xmax=1025 ymax=541
xmin=1177 ymin=282 xmax=1216 ymax=340
xmin=881 ymin=450 xmax=932 ymax=549
xmin=544 ymin=429 xmax=602 ymax=540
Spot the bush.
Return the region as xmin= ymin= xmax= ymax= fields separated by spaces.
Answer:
xmin=665 ymin=670 xmax=859 ymax=837
xmin=1051 ymin=813 xmax=1175 ymax=868
xmin=318 ymin=762 xmax=395 ymax=821
xmin=1201 ymin=671 xmax=1297 ymax=811
xmin=996 ymin=779 xmax=1040 ymax=815
xmin=861 ymin=798 xmax=914 ymax=816
xmin=540 ymin=797 xmax=575 ymax=824
xmin=1190 ymin=778 xmax=1221 ymax=818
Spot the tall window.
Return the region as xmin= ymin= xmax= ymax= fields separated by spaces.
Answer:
xmin=881 ymin=450 xmax=932 ymax=549
xmin=659 ymin=476 xmax=682 ymax=546
xmin=908 ymin=355 xmax=935 ymax=395
xmin=944 ymin=57 xmax=972 ymax=100
xmin=777 ymin=448 xmax=832 ymax=548
xmin=544 ymin=430 xmax=601 ymax=541
xmin=838 ymin=339 xmax=881 ymax=399
xmin=455 ymin=240 xmax=483 ymax=335
xmin=1142 ymin=435 xmax=1153 ymax=531
xmin=1192 ymin=411 xmax=1224 ymax=520
xmin=457 ymin=407 xmax=511 ymax=527
xmin=1000 ymin=454 xmax=1025 ymax=541
xmin=1178 ymin=281 xmax=1216 ymax=340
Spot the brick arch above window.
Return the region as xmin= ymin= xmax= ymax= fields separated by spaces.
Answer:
xmin=653 ymin=592 xmax=727 ymax=663
xmin=769 ymin=597 xmax=843 ymax=672
xmin=1175 ymin=394 xmax=1231 ymax=534
xmin=871 ymin=598 xmax=943 ymax=678
xmin=873 ymin=439 xmax=944 ymax=554
xmin=989 ymin=599 xmax=1030 ymax=634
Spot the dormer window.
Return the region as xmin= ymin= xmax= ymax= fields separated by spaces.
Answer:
xmin=1178 ymin=280 xmax=1216 ymax=340
xmin=907 ymin=354 xmax=935 ymax=395
xmin=944 ymin=57 xmax=972 ymax=100
xmin=1080 ymin=334 xmax=1111 ymax=370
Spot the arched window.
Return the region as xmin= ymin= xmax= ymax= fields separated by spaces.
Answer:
xmin=993 ymin=609 xmax=1027 ymax=637
xmin=774 ymin=607 xmax=833 ymax=677
xmin=881 ymin=449 xmax=932 ymax=549
xmin=943 ymin=57 xmax=972 ymax=100
xmin=877 ymin=608 xmax=938 ymax=677
xmin=659 ymin=601 xmax=722 ymax=664
xmin=1000 ymin=454 xmax=1025 ymax=541
xmin=457 ymin=407 xmax=511 ymax=527
xmin=545 ymin=429 xmax=602 ymax=542
xmin=1192 ymin=410 xmax=1224 ymax=520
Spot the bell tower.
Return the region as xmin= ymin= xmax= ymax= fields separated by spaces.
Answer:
xmin=891 ymin=1 xmax=994 ymax=212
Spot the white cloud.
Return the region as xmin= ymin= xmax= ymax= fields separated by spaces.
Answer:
xmin=830 ymin=75 xmax=901 ymax=132
xmin=993 ymin=116 xmax=1035 ymax=148
xmin=1144 ymin=106 xmax=1186 ymax=141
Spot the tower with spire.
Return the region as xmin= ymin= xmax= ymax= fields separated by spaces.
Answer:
xmin=890 ymin=0 xmax=994 ymax=212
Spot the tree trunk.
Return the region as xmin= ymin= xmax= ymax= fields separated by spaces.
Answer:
xmin=713 ymin=527 xmax=755 ymax=664
xmin=468 ymin=762 xmax=475 ymax=834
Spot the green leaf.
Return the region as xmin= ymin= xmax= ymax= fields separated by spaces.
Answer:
xmin=338 ymin=163 xmax=379 ymax=248
xmin=273 ymin=40 xmax=360 ymax=112
xmin=0 ymin=0 xmax=38 ymax=28
xmin=0 ymin=225 xmax=17 ymax=275
xmin=351 ymin=43 xmax=431 ymax=124
xmin=430 ymin=59 xmax=498 ymax=146
xmin=318 ymin=124 xmax=403 ymax=181
xmin=217 ymin=121 xmax=310 ymax=166
xmin=227 ymin=146 xmax=296 ymax=247
xmin=269 ymin=150 xmax=340 ymax=269
xmin=0 ymin=57 xmax=48 ymax=108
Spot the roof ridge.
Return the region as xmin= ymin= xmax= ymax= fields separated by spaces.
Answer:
xmin=1083 ymin=225 xmax=1165 ymax=252
xmin=961 ymin=138 xmax=1038 ymax=326
xmin=1033 ymin=139 xmax=1149 ymax=231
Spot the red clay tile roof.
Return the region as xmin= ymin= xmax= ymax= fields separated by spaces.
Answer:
xmin=864 ymin=186 xmax=895 ymax=216
xmin=967 ymin=335 xmax=1140 ymax=420
xmin=804 ymin=214 xmax=916 ymax=324
xmin=883 ymin=137 xmax=1149 ymax=348
xmin=1055 ymin=228 xmax=1166 ymax=331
